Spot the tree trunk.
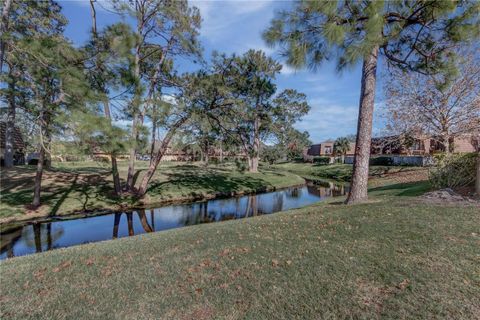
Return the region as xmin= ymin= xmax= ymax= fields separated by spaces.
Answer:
xmin=137 ymin=117 xmax=187 ymax=196
xmin=32 ymin=146 xmax=45 ymax=207
xmin=346 ymin=45 xmax=379 ymax=204
xmin=249 ymin=116 xmax=260 ymax=173
xmin=0 ymin=0 xmax=12 ymax=73
xmin=126 ymin=116 xmax=138 ymax=190
xmin=476 ymin=151 xmax=480 ymax=196
xmin=103 ymin=100 xmax=121 ymax=195
xmin=33 ymin=223 xmax=42 ymax=253
xmin=219 ymin=142 xmax=224 ymax=162
xmin=4 ymin=73 xmax=15 ymax=168
xmin=90 ymin=1 xmax=121 ymax=196
xmin=126 ymin=212 xmax=134 ymax=236
xmin=112 ymin=213 xmax=121 ymax=239
xmin=137 ymin=209 xmax=153 ymax=233
xmin=126 ymin=27 xmax=142 ymax=190
xmin=149 ymin=109 xmax=157 ymax=165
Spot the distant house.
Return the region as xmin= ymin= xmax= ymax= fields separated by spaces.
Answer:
xmin=371 ymin=134 xmax=477 ymax=155
xmin=306 ymin=140 xmax=355 ymax=157
xmin=305 ymin=134 xmax=477 ymax=164
xmin=0 ymin=122 xmax=25 ymax=166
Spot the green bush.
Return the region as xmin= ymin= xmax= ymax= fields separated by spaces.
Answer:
xmin=312 ymin=156 xmax=331 ymax=165
xmin=235 ymin=158 xmax=248 ymax=172
xmin=370 ymin=156 xmax=393 ymax=166
xmin=429 ymin=153 xmax=477 ymax=189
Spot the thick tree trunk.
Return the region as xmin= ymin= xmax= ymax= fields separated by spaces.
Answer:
xmin=137 ymin=117 xmax=187 ymax=196
xmin=346 ymin=45 xmax=379 ymax=204
xmin=4 ymin=74 xmax=15 ymax=168
xmin=32 ymin=146 xmax=45 ymax=207
xmin=0 ymin=0 xmax=12 ymax=73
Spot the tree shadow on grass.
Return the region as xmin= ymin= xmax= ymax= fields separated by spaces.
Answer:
xmin=146 ymin=170 xmax=274 ymax=198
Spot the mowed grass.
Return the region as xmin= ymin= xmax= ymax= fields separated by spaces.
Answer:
xmin=0 ymin=161 xmax=305 ymax=222
xmin=0 ymin=191 xmax=478 ymax=319
xmin=273 ymin=162 xmax=427 ymax=183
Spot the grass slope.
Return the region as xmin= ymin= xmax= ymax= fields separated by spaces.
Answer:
xmin=1 ymin=184 xmax=478 ymax=319
xmin=273 ymin=162 xmax=426 ymax=183
xmin=0 ymin=161 xmax=304 ymax=223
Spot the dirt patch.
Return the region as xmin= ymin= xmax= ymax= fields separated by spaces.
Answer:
xmin=420 ymin=188 xmax=480 ymax=206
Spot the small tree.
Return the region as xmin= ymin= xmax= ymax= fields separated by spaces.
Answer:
xmin=264 ymin=0 xmax=480 ymax=204
xmin=334 ymin=137 xmax=350 ymax=164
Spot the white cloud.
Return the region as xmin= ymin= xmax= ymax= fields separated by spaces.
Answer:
xmin=280 ymin=64 xmax=300 ymax=75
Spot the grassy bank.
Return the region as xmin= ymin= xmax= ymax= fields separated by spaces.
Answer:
xmin=0 ymin=161 xmax=305 ymax=223
xmin=273 ymin=162 xmax=427 ymax=183
xmin=0 ymin=183 xmax=478 ymax=319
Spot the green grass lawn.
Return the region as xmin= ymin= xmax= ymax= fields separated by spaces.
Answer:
xmin=0 ymin=161 xmax=305 ymax=223
xmin=272 ymin=162 xmax=426 ymax=182
xmin=1 ymin=184 xmax=478 ymax=319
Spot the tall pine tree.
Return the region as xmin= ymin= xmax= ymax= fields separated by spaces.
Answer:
xmin=264 ymin=0 xmax=480 ymax=203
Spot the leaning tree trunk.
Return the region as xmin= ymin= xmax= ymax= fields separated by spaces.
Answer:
xmin=346 ymin=45 xmax=379 ymax=204
xmin=137 ymin=117 xmax=187 ymax=196
xmin=4 ymin=73 xmax=15 ymax=168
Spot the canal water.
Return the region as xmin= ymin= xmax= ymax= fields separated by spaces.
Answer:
xmin=0 ymin=180 xmax=347 ymax=259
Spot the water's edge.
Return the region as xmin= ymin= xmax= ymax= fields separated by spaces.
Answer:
xmin=0 ymin=182 xmax=308 ymax=229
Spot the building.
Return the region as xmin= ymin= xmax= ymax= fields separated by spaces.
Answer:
xmin=305 ymin=134 xmax=477 ymax=164
xmin=371 ymin=134 xmax=477 ymax=155
xmin=305 ymin=140 xmax=355 ymax=157
xmin=0 ymin=122 xmax=25 ymax=166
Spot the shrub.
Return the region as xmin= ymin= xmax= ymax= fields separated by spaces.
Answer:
xmin=370 ymin=156 xmax=393 ymax=166
xmin=293 ymin=156 xmax=304 ymax=163
xmin=429 ymin=153 xmax=477 ymax=189
xmin=235 ymin=158 xmax=247 ymax=172
xmin=312 ymin=156 xmax=331 ymax=165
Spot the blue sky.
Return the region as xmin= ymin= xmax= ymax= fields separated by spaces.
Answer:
xmin=61 ymin=0 xmax=385 ymax=143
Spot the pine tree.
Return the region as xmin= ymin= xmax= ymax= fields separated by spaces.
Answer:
xmin=111 ymin=0 xmax=201 ymax=191
xmin=264 ymin=0 xmax=480 ymax=203
xmin=207 ymin=50 xmax=310 ymax=173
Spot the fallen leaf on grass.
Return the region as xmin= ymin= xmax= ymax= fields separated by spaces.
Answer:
xmin=53 ymin=260 xmax=72 ymax=273
xmin=396 ymin=279 xmax=410 ymax=290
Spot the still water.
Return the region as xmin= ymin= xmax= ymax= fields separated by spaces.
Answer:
xmin=0 ymin=180 xmax=347 ymax=259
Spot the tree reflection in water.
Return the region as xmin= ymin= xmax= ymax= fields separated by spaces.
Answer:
xmin=1 ymin=182 xmax=349 ymax=259
xmin=112 ymin=210 xmax=154 ymax=238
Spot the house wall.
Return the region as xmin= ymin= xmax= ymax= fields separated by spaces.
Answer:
xmin=453 ymin=137 xmax=476 ymax=153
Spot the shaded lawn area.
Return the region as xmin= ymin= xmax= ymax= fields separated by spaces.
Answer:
xmin=273 ymin=162 xmax=428 ymax=183
xmin=0 ymin=189 xmax=478 ymax=319
xmin=0 ymin=161 xmax=305 ymax=223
